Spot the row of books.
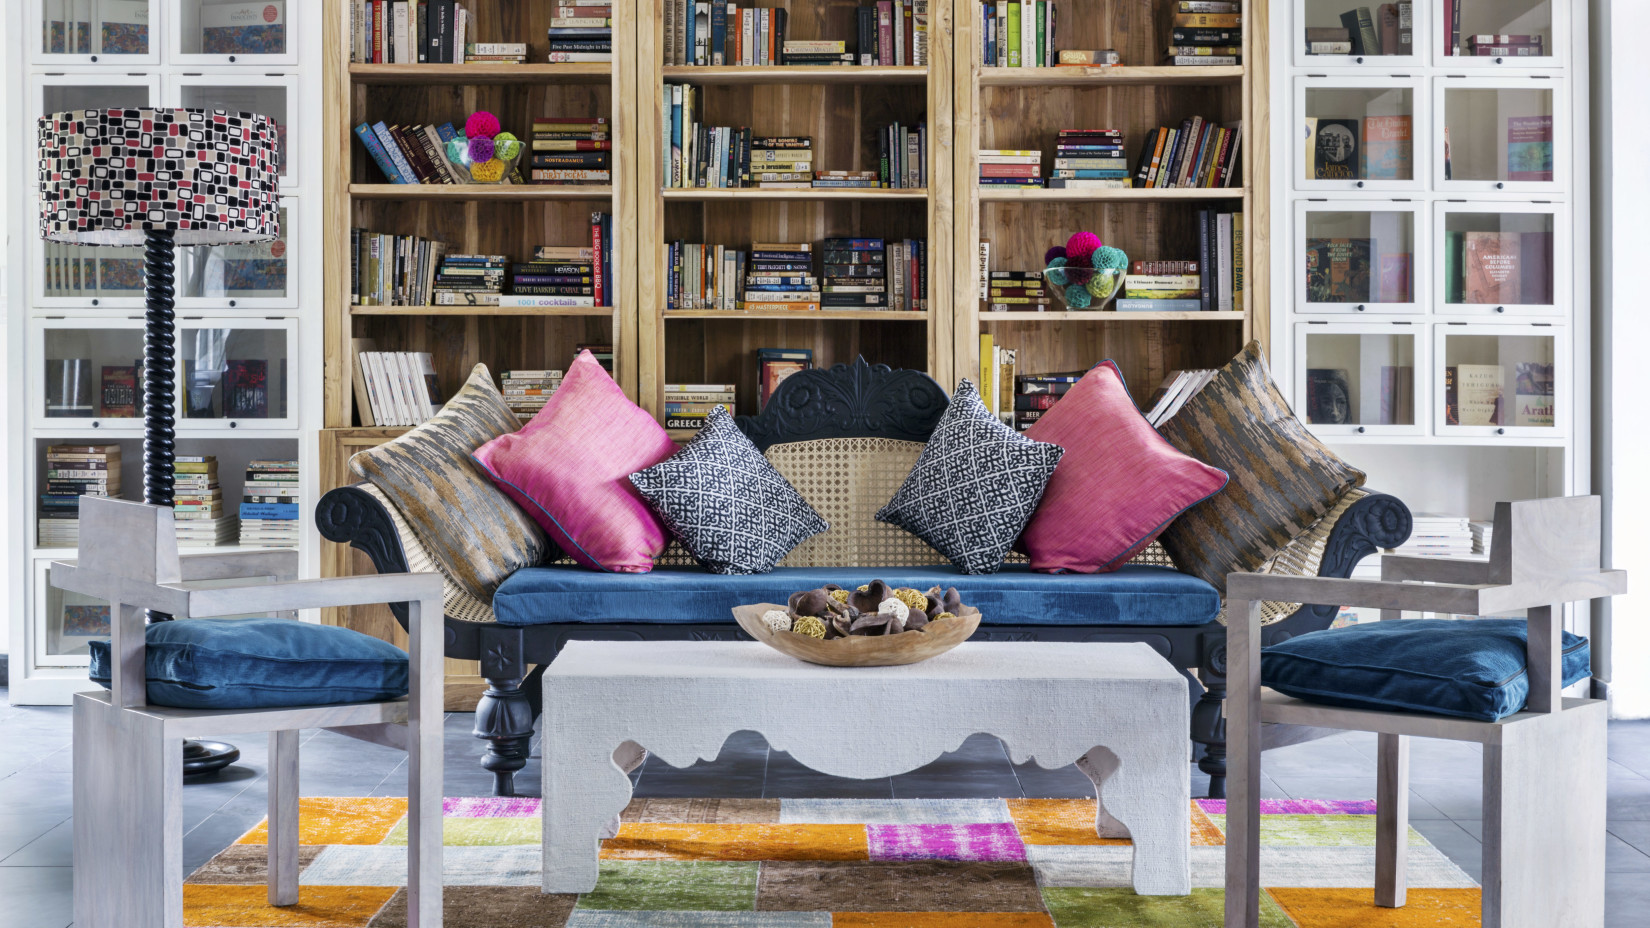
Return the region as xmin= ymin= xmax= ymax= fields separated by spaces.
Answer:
xmin=38 ymin=444 xmax=121 ymax=548
xmin=240 ymin=460 xmax=301 ymax=550
xmin=1443 ymin=2 xmax=1542 ymax=58
xmin=666 ymin=238 xmax=927 ymax=311
xmin=349 ymin=0 xmax=476 ymax=63
xmin=1169 ymin=6 xmax=1242 ymax=65
xmin=354 ymin=119 xmax=478 ymax=185
xmin=350 ymin=230 xmax=447 ymax=306
xmin=351 ymin=217 xmax=613 ymax=309
xmin=500 ymin=370 xmax=563 ymax=422
xmin=1144 ymin=369 xmax=1217 ymax=426
xmin=1118 ymin=210 xmax=1242 ymax=312
xmin=43 ymin=241 xmax=283 ymax=300
xmin=349 ymin=345 xmax=445 ymax=428
xmin=1304 ymin=366 xmax=1414 ymax=427
xmin=1443 ymin=361 xmax=1553 ymax=428
xmin=978 ymin=128 xmax=1128 ymax=190
xmin=529 ymin=117 xmax=612 ymax=185
xmin=175 ymin=457 xmax=236 ymax=548
xmin=47 ymin=1 xmax=285 ymax=57
xmin=975 ymin=1 xmax=1056 ymax=68
xmin=665 ymin=1 xmax=928 ymax=67
xmin=1132 ymin=117 xmax=1242 ymax=189
xmin=1305 ymin=4 xmax=1409 ymax=56
xmin=665 ymin=384 xmax=736 ymax=431
xmin=1305 ymin=114 xmax=1410 ymax=183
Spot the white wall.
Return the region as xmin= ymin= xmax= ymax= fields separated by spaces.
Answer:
xmin=1596 ymin=0 xmax=1650 ymax=718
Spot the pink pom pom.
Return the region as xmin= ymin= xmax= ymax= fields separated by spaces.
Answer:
xmin=468 ymin=137 xmax=495 ymax=164
xmin=1065 ymin=231 xmax=1101 ymax=265
xmin=465 ymin=111 xmax=501 ymax=139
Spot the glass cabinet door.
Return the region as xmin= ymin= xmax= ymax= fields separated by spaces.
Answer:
xmin=34 ymin=560 xmax=111 ymax=665
xmin=174 ymin=0 xmax=295 ymax=64
xmin=176 ymin=202 xmax=295 ymax=307
xmin=1295 ymin=0 xmax=1421 ymax=67
xmin=1436 ymin=325 xmax=1563 ymax=437
xmin=1438 ymin=0 xmax=1562 ymax=68
xmin=37 ymin=321 xmax=146 ymax=425
xmin=1435 ymin=202 xmax=1565 ymax=318
xmin=1295 ymin=323 xmax=1424 ymax=437
xmin=173 ymin=75 xmax=297 ymax=186
xmin=175 ymin=319 xmax=296 ymax=428
xmin=36 ymin=0 xmax=157 ymax=63
xmin=1297 ymin=201 xmax=1423 ymax=314
xmin=1436 ymin=77 xmax=1566 ymax=193
xmin=1296 ymin=78 xmax=1421 ymax=192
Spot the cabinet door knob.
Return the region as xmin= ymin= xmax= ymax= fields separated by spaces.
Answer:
xmin=1496 ymin=182 xmax=1506 ymax=189
xmin=229 ymin=421 xmax=238 ymax=429
xmin=1356 ymin=56 xmax=1365 ymax=64
xmin=1355 ymin=304 xmax=1366 ymax=312
xmin=91 ymin=421 xmax=100 ymax=429
xmin=1495 ymin=305 xmax=1505 ymax=313
xmin=228 ymin=55 xmax=238 ymax=63
xmin=1496 ymin=56 xmax=1505 ymax=64
xmin=1356 ymin=181 xmax=1365 ymax=188
xmin=228 ymin=299 xmax=237 ymax=307
xmin=90 ymin=55 xmax=98 ymax=63
xmin=1356 ymin=426 xmax=1366 ymax=434
xmin=1497 ymin=427 xmax=1506 ymax=435
xmin=90 ymin=298 xmax=99 ymax=306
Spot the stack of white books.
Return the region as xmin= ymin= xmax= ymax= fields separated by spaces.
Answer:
xmin=1390 ymin=512 xmax=1476 ymax=559
xmin=1471 ymin=520 xmax=1495 ymax=556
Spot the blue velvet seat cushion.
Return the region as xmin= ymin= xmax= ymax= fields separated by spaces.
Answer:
xmin=88 ymin=618 xmax=409 ymax=710
xmin=1261 ymin=618 xmax=1590 ymax=722
xmin=491 ymin=564 xmax=1219 ymax=627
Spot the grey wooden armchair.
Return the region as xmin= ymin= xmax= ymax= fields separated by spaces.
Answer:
xmin=52 ymin=497 xmax=446 ymax=928
xmin=1222 ymin=495 xmax=1627 ymax=928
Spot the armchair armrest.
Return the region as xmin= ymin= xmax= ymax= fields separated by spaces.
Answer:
xmin=179 ymin=572 xmax=444 ymax=618
xmin=179 ymin=548 xmax=300 ymax=582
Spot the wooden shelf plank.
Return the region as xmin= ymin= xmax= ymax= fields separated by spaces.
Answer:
xmin=660 ymin=187 xmax=929 ymax=202
xmin=349 ymin=184 xmax=613 ymax=201
xmin=664 ymin=309 xmax=931 ymax=321
xmin=661 ymin=65 xmax=929 ymax=85
xmin=979 ymin=187 xmax=1245 ymax=203
xmin=981 ymin=311 xmax=1247 ymax=322
xmin=349 ymin=63 xmax=612 ymax=85
xmin=980 ymin=65 xmax=1244 ymax=87
xmin=350 ymin=304 xmax=615 ymax=317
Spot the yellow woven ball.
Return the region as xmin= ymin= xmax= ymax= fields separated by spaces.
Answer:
xmin=829 ymin=589 xmax=850 ymax=604
xmin=792 ymin=616 xmax=827 ymax=639
xmin=893 ymin=587 xmax=927 ymax=612
xmin=471 ymin=158 xmax=506 ymax=182
xmin=933 ymin=612 xmax=956 ymax=622
xmin=856 ymin=584 xmax=871 ymax=593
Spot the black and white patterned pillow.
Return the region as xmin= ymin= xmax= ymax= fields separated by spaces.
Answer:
xmin=876 ymin=379 xmax=1064 ymax=574
xmin=629 ymin=406 xmax=828 ymax=574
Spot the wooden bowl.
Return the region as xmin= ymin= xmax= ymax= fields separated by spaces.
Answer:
xmin=733 ymin=603 xmax=982 ymax=667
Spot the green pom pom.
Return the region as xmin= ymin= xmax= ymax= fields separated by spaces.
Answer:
xmin=1093 ymin=246 xmax=1129 ymax=272
xmin=1063 ymin=283 xmax=1093 ymax=309
xmin=1087 ymin=271 xmax=1118 ymax=299
xmin=1045 ymin=256 xmax=1069 ymax=288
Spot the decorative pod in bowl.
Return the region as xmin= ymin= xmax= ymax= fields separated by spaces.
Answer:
xmin=733 ymin=582 xmax=981 ymax=667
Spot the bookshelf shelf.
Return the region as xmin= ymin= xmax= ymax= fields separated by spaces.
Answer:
xmin=983 ymin=311 xmax=1248 ymax=322
xmin=348 ymin=184 xmax=615 ymax=201
xmin=979 ymin=187 xmax=1247 ymax=203
xmin=659 ymin=187 xmax=931 ymax=202
xmin=979 ymin=66 xmax=1244 ymax=87
xmin=348 ymin=63 xmax=613 ymax=85
xmin=661 ymin=65 xmax=928 ymax=85
xmin=349 ymin=304 xmax=618 ymax=317
xmin=665 ymin=309 xmax=932 ymax=321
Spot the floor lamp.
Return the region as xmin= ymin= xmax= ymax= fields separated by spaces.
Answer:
xmin=38 ymin=107 xmax=282 ymax=776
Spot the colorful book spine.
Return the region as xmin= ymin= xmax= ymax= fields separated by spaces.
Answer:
xmin=355 ymin=122 xmax=409 ymax=183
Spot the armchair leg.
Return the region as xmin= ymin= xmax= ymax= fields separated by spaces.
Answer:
xmin=1192 ymin=666 xmax=1228 ymax=800
xmin=267 ymin=730 xmax=300 ymax=907
xmin=474 ymin=671 xmax=538 ymax=797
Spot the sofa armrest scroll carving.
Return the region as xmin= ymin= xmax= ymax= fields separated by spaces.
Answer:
xmin=316 ymin=484 xmax=414 ymax=625
xmin=1290 ymin=490 xmax=1414 ymax=626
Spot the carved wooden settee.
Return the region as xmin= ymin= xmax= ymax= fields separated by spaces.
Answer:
xmin=317 ymin=359 xmax=1413 ymax=797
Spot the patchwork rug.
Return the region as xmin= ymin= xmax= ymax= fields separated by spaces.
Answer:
xmin=183 ymin=796 xmax=1481 ymax=927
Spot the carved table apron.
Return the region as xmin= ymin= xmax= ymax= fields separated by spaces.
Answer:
xmin=541 ymin=640 xmax=1191 ymax=895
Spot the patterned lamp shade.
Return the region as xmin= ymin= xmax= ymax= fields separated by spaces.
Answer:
xmin=38 ymin=107 xmax=280 ymax=246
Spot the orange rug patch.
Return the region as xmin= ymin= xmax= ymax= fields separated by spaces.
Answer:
xmin=182 ymin=884 xmax=397 ymax=927
xmin=236 ymin=798 xmax=408 ymax=847
xmin=600 ymin=823 xmax=870 ymax=861
xmin=1005 ymin=799 xmax=1129 ymax=846
xmin=1189 ymin=802 xmax=1225 ymax=846
xmin=831 ymin=913 xmax=1056 ymax=927
xmin=1267 ymin=887 xmax=1482 ymax=927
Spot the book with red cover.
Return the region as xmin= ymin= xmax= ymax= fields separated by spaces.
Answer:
xmin=226 ymin=360 xmax=270 ymax=418
xmin=1464 ymin=231 xmax=1521 ymax=304
xmin=1362 ymin=115 xmax=1412 ymax=180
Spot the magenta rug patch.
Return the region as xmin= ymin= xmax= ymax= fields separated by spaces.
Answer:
xmin=442 ymin=797 xmax=542 ymax=817
xmin=1197 ymin=799 xmax=1378 ymax=815
xmin=867 ymin=823 xmax=1028 ymax=861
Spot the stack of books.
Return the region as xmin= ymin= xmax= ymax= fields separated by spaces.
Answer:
xmin=1316 ymin=3 xmax=1412 ymax=56
xmin=349 ymin=1 xmax=475 ymax=63
xmin=665 ymin=384 xmax=736 ymax=431
xmin=783 ymin=39 xmax=853 ymax=66
xmin=1144 ymin=369 xmax=1218 ymax=426
xmin=979 ymin=149 xmax=1042 ymax=189
xmin=751 ymin=137 xmax=813 ymax=189
xmin=1131 ymin=116 xmax=1242 ymax=188
xmin=814 ymin=170 xmax=880 ymax=190
xmin=353 ymin=120 xmax=463 ymax=185
xmin=465 ymin=42 xmax=527 ymax=63
xmin=500 ymin=370 xmax=563 ymax=422
xmin=549 ymin=3 xmax=613 ymax=62
xmin=1051 ymin=128 xmax=1128 ymax=190
xmin=1471 ymin=520 xmax=1495 ymax=556
xmin=1056 ymin=49 xmax=1119 ymax=67
xmin=530 ymin=117 xmax=611 ymax=186
xmin=1392 ymin=513 xmax=1476 ymax=559
xmin=887 ymin=240 xmax=929 ymax=311
xmin=668 ymin=242 xmax=742 ymax=311
xmin=579 ymin=343 xmax=616 ymax=374
xmin=432 ymin=253 xmax=507 ymax=306
xmin=879 ymin=122 xmax=926 ymax=189
xmin=239 ymin=461 xmax=301 ymax=549
xmin=350 ymin=230 xmax=447 ymax=305
xmin=1118 ymin=211 xmax=1242 ymax=312
xmin=174 ymin=457 xmax=237 ymax=548
xmin=976 ymin=1 xmax=1059 ymax=66
xmin=506 ymin=229 xmax=612 ymax=309
xmin=349 ymin=346 xmax=443 ymax=427
xmin=747 ymin=242 xmax=819 ymax=310
xmin=663 ymin=84 xmax=742 ymax=188
xmin=1466 ymin=33 xmax=1541 ymax=58
xmin=1012 ymin=372 xmax=1083 ymax=431
xmin=822 ymin=239 xmax=883 ymax=310
xmin=758 ymin=348 xmax=813 ymax=409
xmin=1171 ymin=5 xmax=1243 ymax=65
xmin=39 ymin=444 xmax=121 ymax=548
xmin=983 ymin=270 xmax=1049 ymax=312
xmin=1116 ymin=259 xmax=1203 ymax=312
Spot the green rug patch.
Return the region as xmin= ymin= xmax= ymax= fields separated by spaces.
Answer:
xmin=1206 ymin=814 xmax=1428 ymax=847
xmin=576 ymin=860 xmax=760 ymax=911
xmin=1041 ymin=888 xmax=1293 ymax=927
xmin=381 ymin=816 xmax=540 ymax=847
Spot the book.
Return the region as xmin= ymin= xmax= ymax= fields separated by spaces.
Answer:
xmin=1513 ymin=362 xmax=1554 ymax=427
xmin=757 ymin=347 xmax=812 ymax=409
xmin=100 ymin=365 xmax=137 ymax=417
xmin=225 ymin=360 xmax=269 ymax=418
xmin=1507 ymin=115 xmax=1554 ymax=182
xmin=1378 ymin=365 xmax=1414 ymax=425
xmin=200 ymin=0 xmax=284 ymax=55
xmin=1464 ymin=231 xmax=1521 ymax=305
xmin=1341 ymin=7 xmax=1378 ymax=55
xmin=1456 ymin=364 xmax=1503 ymax=426
xmin=1313 ymin=118 xmax=1360 ymax=180
xmin=1305 ymin=238 xmax=1372 ymax=303
xmin=1361 ymin=115 xmax=1411 ymax=180
xmin=1306 ymin=368 xmax=1352 ymax=424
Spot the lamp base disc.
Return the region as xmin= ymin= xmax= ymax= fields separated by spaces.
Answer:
xmin=182 ymin=740 xmax=241 ymax=777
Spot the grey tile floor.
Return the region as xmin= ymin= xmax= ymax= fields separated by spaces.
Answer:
xmin=1 ymin=689 xmax=1647 ymax=928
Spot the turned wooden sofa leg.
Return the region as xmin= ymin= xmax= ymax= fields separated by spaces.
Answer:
xmin=1191 ymin=640 xmax=1229 ymax=799
xmin=473 ymin=627 xmax=543 ymax=796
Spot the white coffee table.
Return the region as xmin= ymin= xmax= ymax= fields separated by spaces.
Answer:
xmin=541 ymin=640 xmax=1190 ymax=895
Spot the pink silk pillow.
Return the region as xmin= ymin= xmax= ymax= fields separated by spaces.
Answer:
xmin=472 ymin=350 xmax=676 ymax=572
xmin=1020 ymin=361 xmax=1229 ymax=573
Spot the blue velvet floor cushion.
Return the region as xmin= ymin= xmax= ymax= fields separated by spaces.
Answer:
xmin=1261 ymin=618 xmax=1590 ymax=722
xmin=491 ymin=564 xmax=1220 ymax=627
xmin=88 ymin=618 xmax=409 ymax=710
